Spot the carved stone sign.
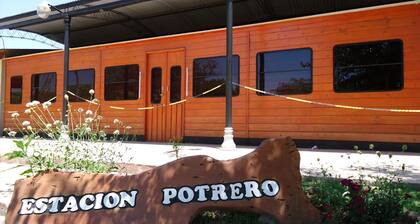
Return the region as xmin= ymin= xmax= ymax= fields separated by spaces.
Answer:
xmin=6 ymin=138 xmax=320 ymax=224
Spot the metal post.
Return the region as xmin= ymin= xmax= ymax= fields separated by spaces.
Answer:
xmin=221 ymin=0 xmax=236 ymax=149
xmin=63 ymin=13 xmax=71 ymax=125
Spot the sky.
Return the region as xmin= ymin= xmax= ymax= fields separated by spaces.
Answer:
xmin=0 ymin=0 xmax=73 ymax=49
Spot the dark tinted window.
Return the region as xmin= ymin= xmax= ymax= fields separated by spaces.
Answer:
xmin=170 ymin=66 xmax=182 ymax=103
xmin=10 ymin=76 xmax=22 ymax=104
xmin=31 ymin=72 xmax=56 ymax=102
xmin=67 ymin=69 xmax=95 ymax=102
xmin=334 ymin=40 xmax=403 ymax=92
xmin=193 ymin=55 xmax=239 ymax=97
xmin=151 ymin=67 xmax=162 ymax=104
xmin=257 ymin=48 xmax=312 ymax=95
xmin=105 ymin=64 xmax=139 ymax=101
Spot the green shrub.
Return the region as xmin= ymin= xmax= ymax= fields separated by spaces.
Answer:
xmin=303 ymin=147 xmax=417 ymax=224
xmin=3 ymin=90 xmax=130 ymax=176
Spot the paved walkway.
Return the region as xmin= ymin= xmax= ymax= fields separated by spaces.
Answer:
xmin=0 ymin=138 xmax=419 ymax=223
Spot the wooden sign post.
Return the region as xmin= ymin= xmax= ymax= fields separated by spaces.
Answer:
xmin=6 ymin=137 xmax=320 ymax=224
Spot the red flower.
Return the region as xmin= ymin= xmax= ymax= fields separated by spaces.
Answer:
xmin=325 ymin=212 xmax=333 ymax=221
xmin=352 ymin=195 xmax=364 ymax=205
xmin=340 ymin=179 xmax=353 ymax=186
xmin=351 ymin=182 xmax=361 ymax=192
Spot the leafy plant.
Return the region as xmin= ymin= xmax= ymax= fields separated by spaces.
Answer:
xmin=168 ymin=138 xmax=183 ymax=159
xmin=4 ymin=90 xmax=131 ymax=176
xmin=303 ymin=147 xmax=416 ymax=224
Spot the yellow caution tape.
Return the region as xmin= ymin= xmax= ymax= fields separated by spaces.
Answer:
xmin=234 ymin=82 xmax=420 ymax=113
xmin=137 ymin=107 xmax=154 ymax=110
xmin=109 ymin=106 xmax=125 ymax=110
xmin=169 ymin=99 xmax=187 ymax=106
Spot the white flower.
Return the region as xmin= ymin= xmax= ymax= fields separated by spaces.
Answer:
xmin=369 ymin=144 xmax=375 ymax=150
xmin=77 ymin=108 xmax=84 ymax=113
xmin=64 ymin=94 xmax=69 ymax=100
xmin=32 ymin=101 xmax=40 ymax=106
xmin=85 ymin=110 xmax=93 ymax=116
xmin=26 ymin=102 xmax=33 ymax=108
xmin=89 ymin=89 xmax=95 ymax=95
xmin=99 ymin=131 xmax=106 ymax=137
xmin=27 ymin=126 xmax=33 ymax=131
xmin=11 ymin=112 xmax=20 ymax=118
xmin=33 ymin=151 xmax=40 ymax=157
xmin=113 ymin=119 xmax=120 ymax=125
xmin=42 ymin=101 xmax=51 ymax=109
xmin=125 ymin=126 xmax=132 ymax=129
xmin=54 ymin=120 xmax=62 ymax=126
xmin=46 ymin=123 xmax=52 ymax=129
xmin=85 ymin=118 xmax=93 ymax=123
xmin=96 ymin=115 xmax=103 ymax=120
xmin=8 ymin=131 xmax=17 ymax=137
xmin=85 ymin=127 xmax=91 ymax=133
xmin=24 ymin=109 xmax=32 ymax=115
xmin=104 ymin=125 xmax=110 ymax=129
xmin=113 ymin=130 xmax=120 ymax=135
xmin=22 ymin=121 xmax=30 ymax=126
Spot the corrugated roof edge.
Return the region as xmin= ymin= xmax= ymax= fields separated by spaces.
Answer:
xmin=2 ymin=1 xmax=418 ymax=61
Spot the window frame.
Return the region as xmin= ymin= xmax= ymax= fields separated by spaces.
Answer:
xmin=10 ymin=75 xmax=23 ymax=104
xmin=256 ymin=47 xmax=313 ymax=96
xmin=31 ymin=72 xmax=57 ymax=102
xmin=192 ymin=55 xmax=240 ymax=98
xmin=333 ymin=39 xmax=404 ymax=93
xmin=67 ymin=68 xmax=96 ymax=102
xmin=104 ymin=64 xmax=140 ymax=101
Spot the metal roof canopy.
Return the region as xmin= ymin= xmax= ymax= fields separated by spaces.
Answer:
xmin=0 ymin=0 xmax=413 ymax=48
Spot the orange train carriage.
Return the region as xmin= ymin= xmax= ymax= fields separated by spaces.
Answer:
xmin=1 ymin=3 xmax=419 ymax=151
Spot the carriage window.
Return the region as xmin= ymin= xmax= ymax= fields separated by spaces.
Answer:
xmin=105 ymin=64 xmax=139 ymax=101
xmin=170 ymin=66 xmax=182 ymax=103
xmin=334 ymin=39 xmax=403 ymax=92
xmin=67 ymin=69 xmax=95 ymax=102
xmin=257 ymin=48 xmax=312 ymax=95
xmin=10 ymin=76 xmax=22 ymax=104
xmin=151 ymin=67 xmax=162 ymax=104
xmin=193 ymin=55 xmax=240 ymax=97
xmin=31 ymin=72 xmax=56 ymax=102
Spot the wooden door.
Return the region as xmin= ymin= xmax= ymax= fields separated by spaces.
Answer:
xmin=146 ymin=50 xmax=185 ymax=142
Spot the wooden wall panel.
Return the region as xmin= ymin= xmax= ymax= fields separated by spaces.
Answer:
xmin=2 ymin=3 xmax=419 ymax=144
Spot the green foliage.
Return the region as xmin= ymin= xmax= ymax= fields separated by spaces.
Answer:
xmin=168 ymin=138 xmax=183 ymax=159
xmin=303 ymin=176 xmax=418 ymax=224
xmin=402 ymin=188 xmax=420 ymax=213
xmin=301 ymin=143 xmax=420 ymax=223
xmin=192 ymin=210 xmax=271 ymax=224
xmin=4 ymin=92 xmax=129 ymax=176
xmin=303 ymin=178 xmax=347 ymax=223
